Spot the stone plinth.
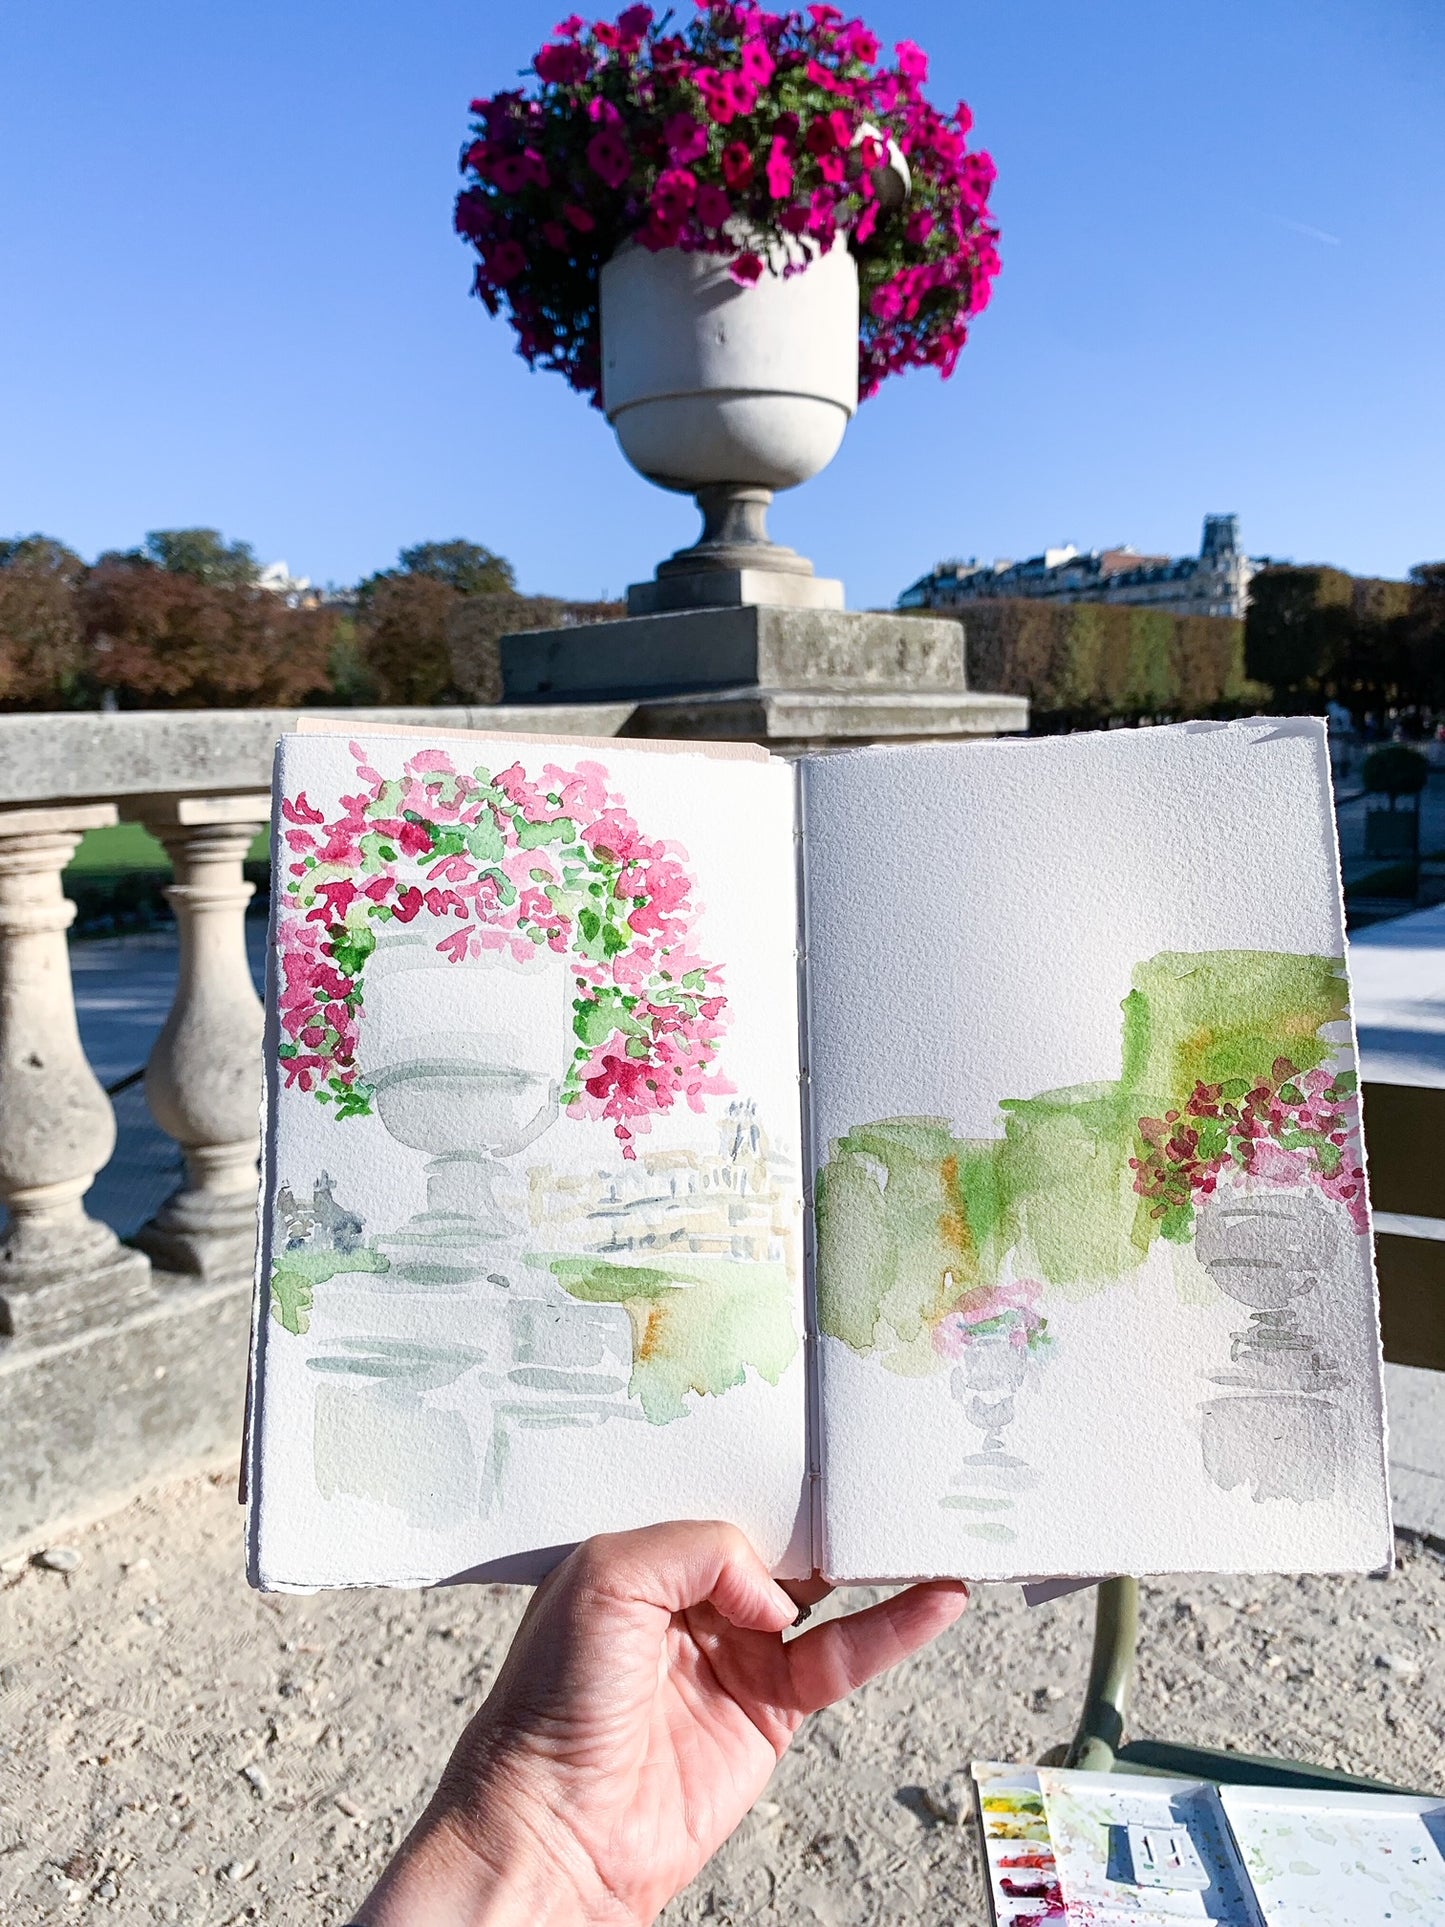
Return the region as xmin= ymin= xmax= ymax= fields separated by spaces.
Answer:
xmin=500 ymin=603 xmax=1028 ymax=745
xmin=504 ymin=605 xmax=971 ymax=697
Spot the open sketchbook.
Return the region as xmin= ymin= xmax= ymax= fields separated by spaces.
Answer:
xmin=244 ymin=716 xmax=1391 ymax=1590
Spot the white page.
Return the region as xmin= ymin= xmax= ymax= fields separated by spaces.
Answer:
xmin=247 ymin=729 xmax=809 ymax=1587
xmin=801 ymin=719 xmax=1390 ymax=1582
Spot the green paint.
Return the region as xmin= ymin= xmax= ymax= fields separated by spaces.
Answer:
xmin=269 ymin=1246 xmax=390 ymax=1336
xmin=816 ymin=948 xmax=1352 ymax=1366
xmin=541 ymin=1256 xmax=799 ymax=1424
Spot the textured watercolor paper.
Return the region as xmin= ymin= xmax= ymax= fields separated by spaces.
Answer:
xmin=802 ymin=719 xmax=1391 ymax=1583
xmin=247 ymin=729 xmax=809 ymax=1589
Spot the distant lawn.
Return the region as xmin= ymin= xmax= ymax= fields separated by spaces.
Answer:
xmin=66 ymin=822 xmax=270 ymax=875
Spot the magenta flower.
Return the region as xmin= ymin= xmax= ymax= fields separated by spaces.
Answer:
xmin=563 ymin=201 xmax=597 ymax=231
xmin=534 ymin=40 xmax=591 ymax=85
xmin=695 ymin=181 xmax=732 ymax=226
xmin=729 ymin=249 xmax=764 ymax=284
xmin=764 ymin=135 xmax=794 ymax=198
xmin=894 ymin=38 xmax=928 ymax=85
xmin=662 ymin=110 xmax=709 ymax=163
xmin=487 ymin=238 xmax=527 ymax=283
xmin=586 ymin=127 xmax=632 ymax=188
xmin=653 ymin=166 xmax=698 ymax=221
xmin=739 ymin=37 xmax=775 ymax=88
xmin=721 ymin=140 xmax=753 ymax=188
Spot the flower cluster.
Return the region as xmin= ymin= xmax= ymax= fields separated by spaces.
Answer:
xmin=1131 ymin=1059 xmax=1368 ymax=1241
xmin=456 ymin=2 xmax=1000 ymax=401
xmin=277 ymin=745 xmax=731 ymax=1155
xmin=932 ymin=1277 xmax=1051 ymax=1358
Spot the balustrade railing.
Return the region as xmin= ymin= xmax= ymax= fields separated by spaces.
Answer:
xmin=0 ymin=706 xmax=633 ymax=1354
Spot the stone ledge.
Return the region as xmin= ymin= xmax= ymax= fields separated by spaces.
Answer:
xmin=0 ymin=705 xmax=637 ymax=809
xmin=623 ymin=685 xmax=1029 ymax=746
xmin=0 ymin=1272 xmax=251 ymax=1555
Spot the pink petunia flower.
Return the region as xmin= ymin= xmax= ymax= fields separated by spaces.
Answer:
xmin=487 ymin=238 xmax=527 ymax=283
xmin=694 ymin=181 xmax=732 ymax=227
xmin=662 ymin=110 xmax=709 ymax=163
xmin=721 ymin=140 xmax=753 ymax=188
xmin=729 ymin=249 xmax=764 ymax=284
xmin=764 ymin=135 xmax=794 ymax=199
xmin=586 ymin=127 xmax=632 ymax=188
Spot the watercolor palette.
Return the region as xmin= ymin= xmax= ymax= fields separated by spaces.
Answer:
xmin=973 ymin=1766 xmax=1445 ymax=1925
xmin=973 ymin=1764 xmax=1066 ymax=1924
xmin=1219 ymin=1785 xmax=1445 ymax=1924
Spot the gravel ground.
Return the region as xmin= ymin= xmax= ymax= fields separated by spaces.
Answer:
xmin=1 ymin=1470 xmax=1442 ymax=1925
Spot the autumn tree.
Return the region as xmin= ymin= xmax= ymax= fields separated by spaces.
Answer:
xmin=80 ymin=561 xmax=333 ymax=707
xmin=357 ymin=573 xmax=462 ymax=704
xmin=0 ymin=534 xmax=87 ymax=706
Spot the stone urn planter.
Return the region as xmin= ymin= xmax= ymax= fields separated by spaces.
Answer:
xmin=599 ymin=241 xmax=860 ymax=612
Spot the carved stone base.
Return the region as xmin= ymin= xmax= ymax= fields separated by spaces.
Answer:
xmin=0 ymin=1272 xmax=251 ymax=1556
xmin=131 ymin=1186 xmax=257 ymax=1281
xmin=0 ymin=1228 xmax=151 ymax=1345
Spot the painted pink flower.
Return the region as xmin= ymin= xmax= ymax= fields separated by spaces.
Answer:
xmin=729 ymin=249 xmax=764 ymax=284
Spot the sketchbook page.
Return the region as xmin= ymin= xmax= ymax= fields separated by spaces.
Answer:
xmin=801 ymin=718 xmax=1390 ymax=1584
xmin=247 ymin=729 xmax=809 ymax=1589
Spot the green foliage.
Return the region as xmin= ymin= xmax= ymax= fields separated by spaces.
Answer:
xmin=358 ymin=539 xmax=515 ymax=606
xmin=953 ymin=598 xmax=1251 ymax=724
xmin=1362 ymin=743 xmax=1429 ymax=802
xmin=143 ymin=527 xmax=259 ymax=587
xmin=1245 ymin=563 xmax=1445 ymax=715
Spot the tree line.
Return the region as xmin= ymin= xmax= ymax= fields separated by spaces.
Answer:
xmin=927 ymin=561 xmax=1445 ymax=728
xmin=0 ymin=530 xmax=621 ymax=710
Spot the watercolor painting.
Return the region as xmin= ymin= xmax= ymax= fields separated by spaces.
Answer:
xmin=262 ymin=741 xmax=801 ymax=1535
xmin=815 ymin=949 xmax=1369 ymax=1535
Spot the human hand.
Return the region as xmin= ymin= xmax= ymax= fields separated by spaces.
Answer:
xmin=354 ymin=1520 xmax=968 ymax=1926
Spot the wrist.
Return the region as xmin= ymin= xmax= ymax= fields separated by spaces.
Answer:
xmin=353 ymin=1792 xmax=605 ymax=1927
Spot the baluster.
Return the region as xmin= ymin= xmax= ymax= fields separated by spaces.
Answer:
xmin=128 ymin=794 xmax=269 ymax=1279
xmin=0 ymin=804 xmax=150 ymax=1341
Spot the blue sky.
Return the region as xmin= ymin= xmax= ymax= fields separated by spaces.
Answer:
xmin=1 ymin=1 xmax=1441 ymax=607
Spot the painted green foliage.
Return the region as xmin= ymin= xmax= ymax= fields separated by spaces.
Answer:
xmin=816 ymin=949 xmax=1357 ymax=1369
xmin=269 ymin=1247 xmax=390 ymax=1336
xmin=545 ymin=1256 xmax=799 ymax=1424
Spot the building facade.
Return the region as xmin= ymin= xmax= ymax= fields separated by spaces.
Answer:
xmin=899 ymin=515 xmax=1259 ymax=621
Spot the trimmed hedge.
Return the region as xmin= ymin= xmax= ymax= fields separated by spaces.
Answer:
xmin=939 ymin=597 xmax=1256 ymax=724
